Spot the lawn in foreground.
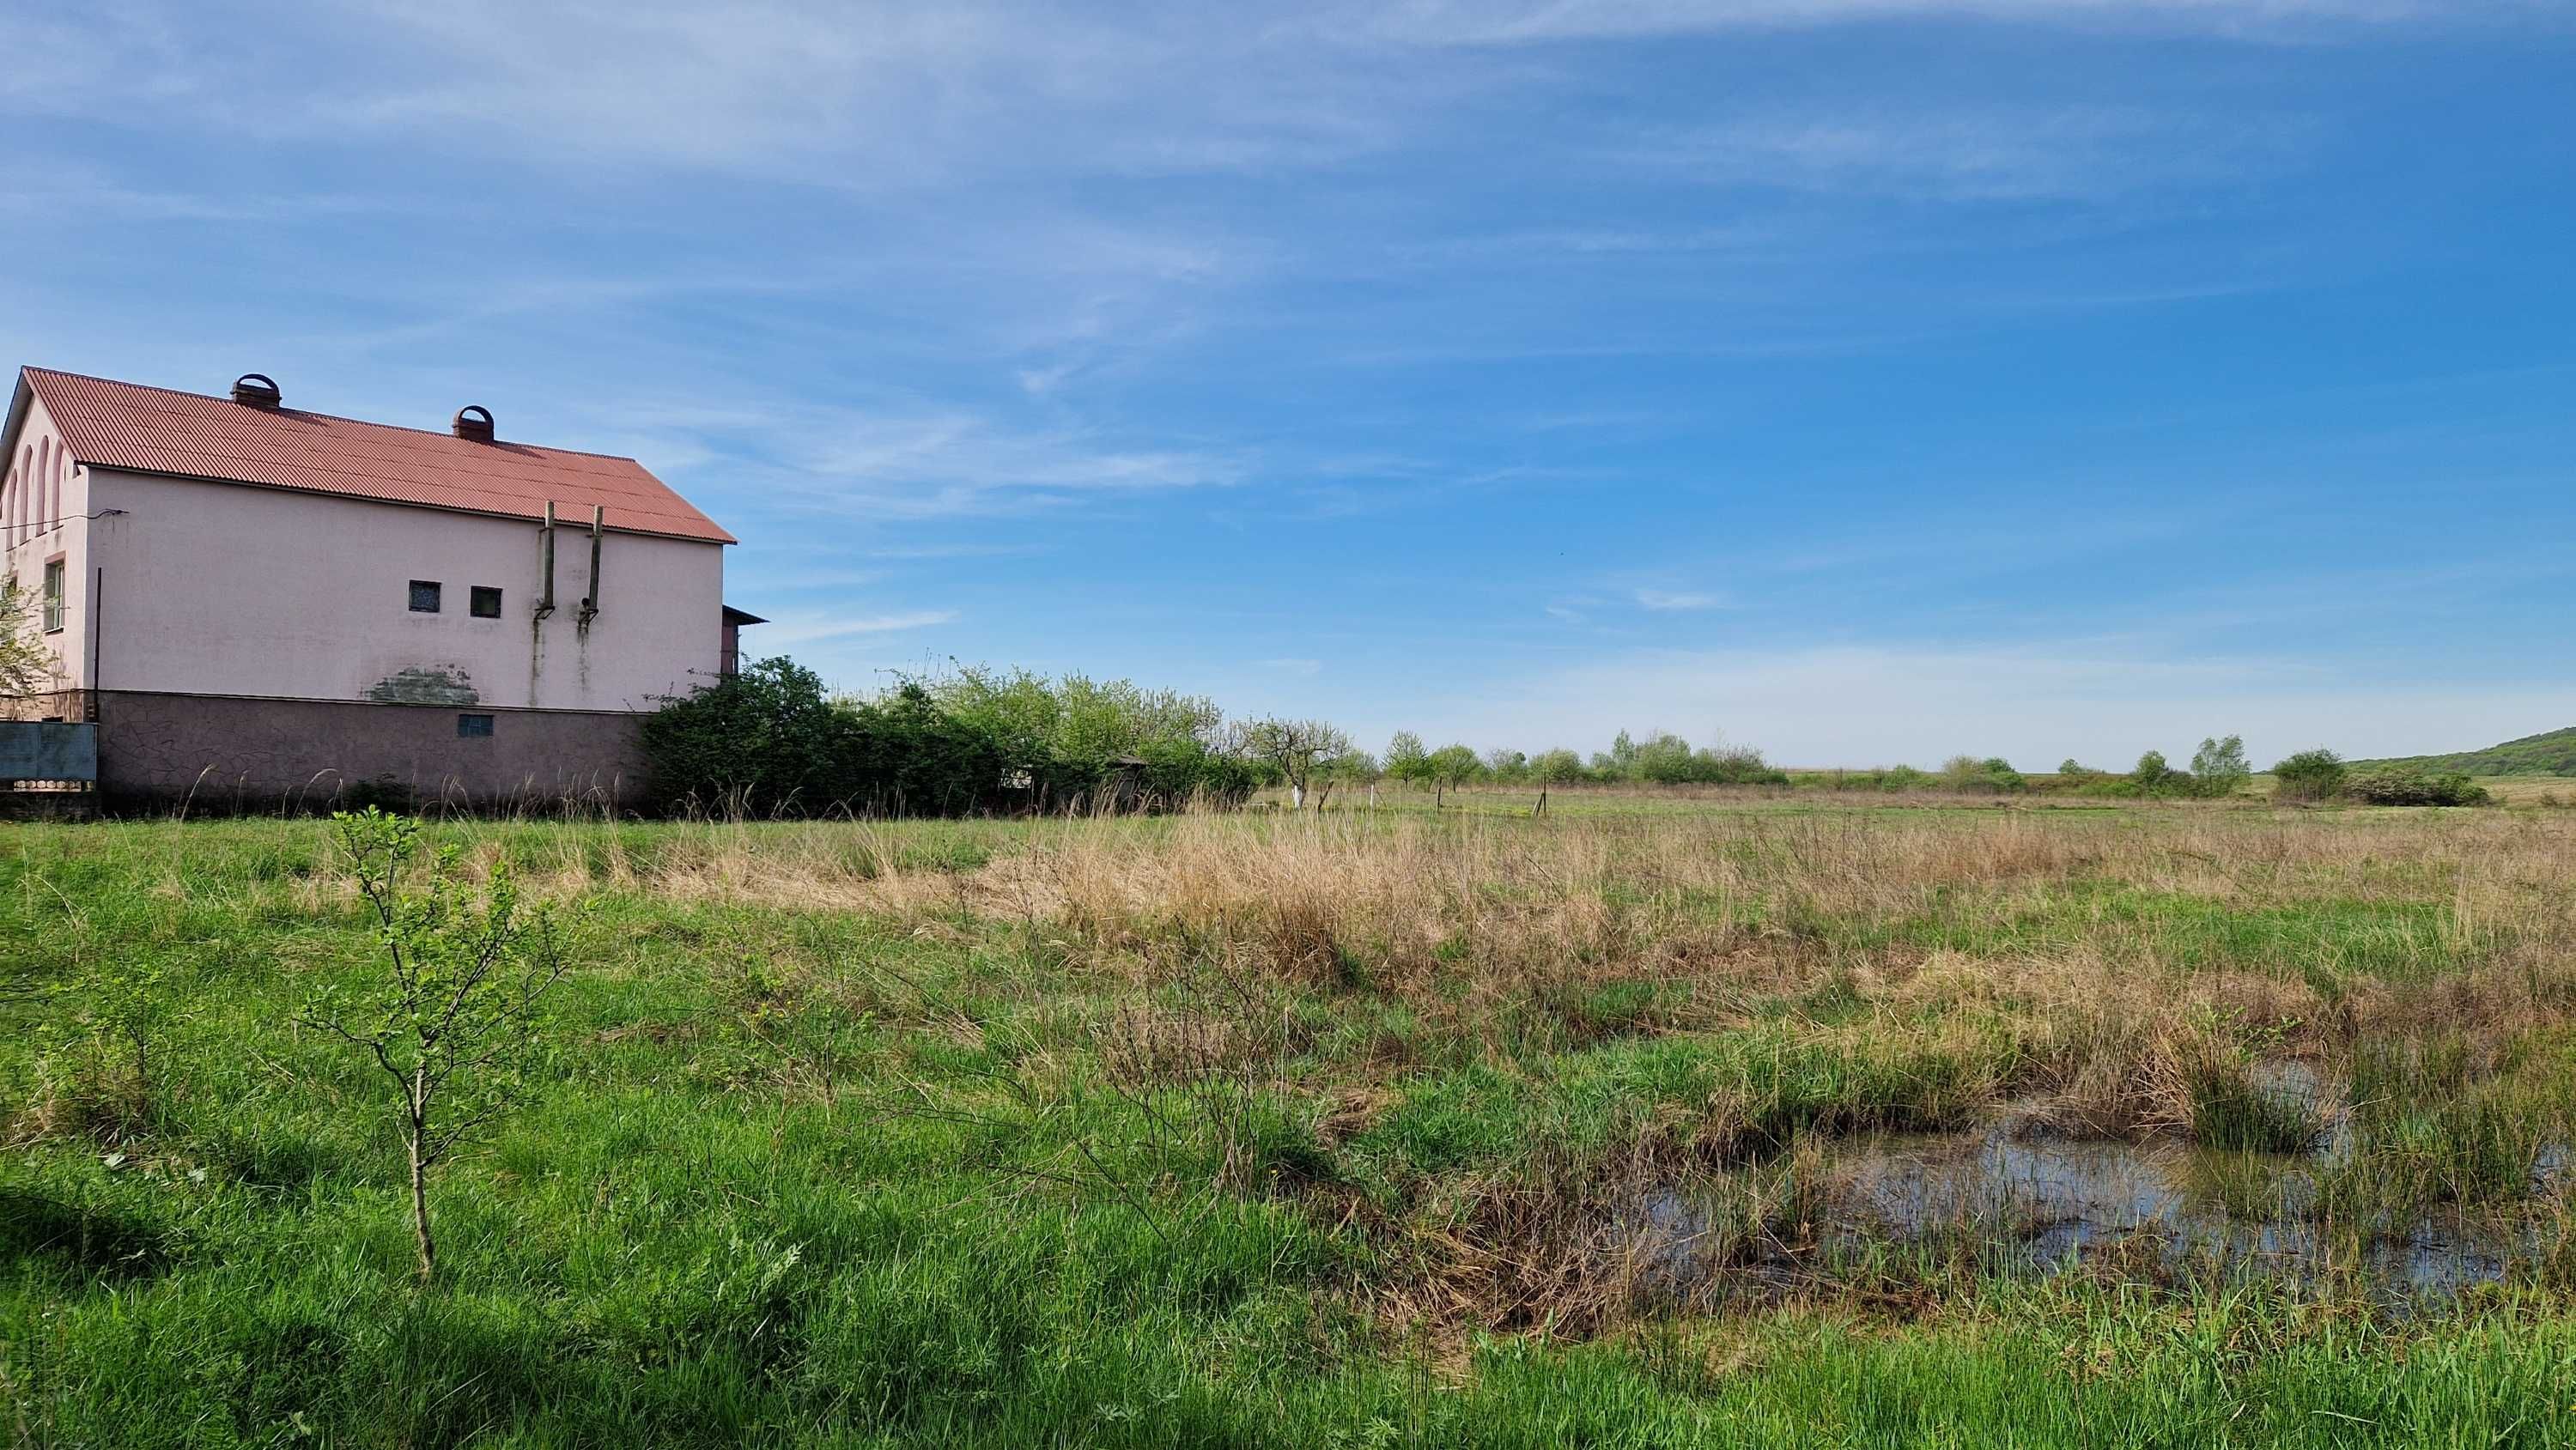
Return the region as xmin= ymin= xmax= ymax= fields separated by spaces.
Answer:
xmin=5 ymin=803 xmax=2573 ymax=1446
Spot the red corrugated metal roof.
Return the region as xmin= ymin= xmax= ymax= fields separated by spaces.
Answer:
xmin=21 ymin=367 xmax=734 ymax=544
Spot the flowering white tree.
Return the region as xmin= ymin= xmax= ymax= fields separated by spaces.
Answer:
xmin=0 ymin=578 xmax=54 ymax=703
xmin=1233 ymin=717 xmax=1351 ymax=810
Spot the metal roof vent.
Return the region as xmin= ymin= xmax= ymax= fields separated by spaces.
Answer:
xmin=230 ymin=373 xmax=282 ymax=408
xmin=452 ymin=405 xmax=495 ymax=442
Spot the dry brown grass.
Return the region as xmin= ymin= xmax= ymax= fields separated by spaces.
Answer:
xmin=586 ymin=804 xmax=2576 ymax=998
xmin=551 ymin=801 xmax=2567 ymax=1333
xmin=437 ymin=805 xmax=2574 ymax=1101
xmin=218 ymin=805 xmax=2576 ymax=1146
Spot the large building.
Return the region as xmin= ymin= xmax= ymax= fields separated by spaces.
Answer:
xmin=0 ymin=367 xmax=752 ymax=810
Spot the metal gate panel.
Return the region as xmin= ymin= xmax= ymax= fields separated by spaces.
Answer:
xmin=0 ymin=722 xmax=99 ymax=781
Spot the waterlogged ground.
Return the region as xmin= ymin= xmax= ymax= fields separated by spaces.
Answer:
xmin=1647 ymin=1097 xmax=2567 ymax=1309
xmin=6 ymin=800 xmax=2576 ymax=1446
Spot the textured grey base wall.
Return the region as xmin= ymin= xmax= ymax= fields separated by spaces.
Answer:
xmin=96 ymin=692 xmax=648 ymax=812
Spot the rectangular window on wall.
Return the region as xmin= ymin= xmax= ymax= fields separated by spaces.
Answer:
xmin=41 ymin=558 xmax=64 ymax=633
xmin=470 ymin=585 xmax=502 ymax=618
xmin=457 ymin=713 xmax=495 ymax=738
xmin=409 ymin=579 xmax=442 ymax=613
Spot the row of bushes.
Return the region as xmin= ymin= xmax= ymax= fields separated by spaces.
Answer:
xmin=2273 ymin=749 xmax=2490 ymax=806
xmin=640 ymin=660 xmax=1260 ymax=816
xmin=2346 ymin=767 xmax=2492 ymax=807
xmin=1392 ymin=731 xmax=1790 ymax=789
xmin=641 ymin=666 xmax=1819 ymax=816
xmin=1791 ymin=743 xmax=2490 ymax=807
xmin=1793 ymin=758 xmax=2026 ymax=794
xmin=640 ymin=660 xmax=2493 ymax=817
xmin=1787 ymin=739 xmax=2263 ymax=799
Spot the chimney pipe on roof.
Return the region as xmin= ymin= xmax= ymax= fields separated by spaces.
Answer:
xmin=452 ymin=405 xmax=495 ymax=442
xmin=230 ymin=373 xmax=282 ymax=408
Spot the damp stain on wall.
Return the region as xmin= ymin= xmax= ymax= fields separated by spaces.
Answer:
xmin=366 ymin=665 xmax=480 ymax=707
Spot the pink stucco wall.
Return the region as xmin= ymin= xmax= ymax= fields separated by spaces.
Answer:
xmin=78 ymin=468 xmax=724 ymax=712
xmin=0 ymin=391 xmax=93 ymax=701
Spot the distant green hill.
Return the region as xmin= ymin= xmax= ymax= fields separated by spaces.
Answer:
xmin=2357 ymin=725 xmax=2576 ymax=777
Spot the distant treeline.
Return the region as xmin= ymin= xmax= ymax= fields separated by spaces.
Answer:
xmin=1795 ymin=743 xmax=2484 ymax=805
xmin=1795 ymin=743 xmax=2486 ymax=806
xmin=641 ymin=660 xmax=2488 ymax=816
xmin=1371 ymin=730 xmax=1789 ymax=792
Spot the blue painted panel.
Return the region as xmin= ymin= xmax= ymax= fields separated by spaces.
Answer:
xmin=0 ymin=722 xmax=99 ymax=781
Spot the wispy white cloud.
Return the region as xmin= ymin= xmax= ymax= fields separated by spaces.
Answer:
xmin=1630 ymin=106 xmax=2321 ymax=202
xmin=13 ymin=0 xmax=2508 ymax=191
xmin=0 ymin=161 xmax=411 ymax=226
xmin=1394 ymin=223 xmax=1786 ymax=260
xmin=1635 ymin=587 xmax=1728 ymax=610
xmin=730 ymin=567 xmax=888 ymax=593
xmin=48 ymin=1 xmax=1467 ymax=184
xmin=1346 ymin=0 xmax=2509 ymax=46
xmin=781 ymin=410 xmax=1247 ymax=518
xmin=1015 ymin=361 xmax=1085 ymax=397
xmin=866 ymin=543 xmax=1055 ymax=561
xmin=756 ymin=609 xmax=960 ymax=647
xmin=548 ymin=380 xmax=1251 ymax=523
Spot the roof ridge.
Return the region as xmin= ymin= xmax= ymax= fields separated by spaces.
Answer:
xmin=20 ymin=363 xmax=734 ymax=545
xmin=21 ymin=365 xmax=647 ymax=464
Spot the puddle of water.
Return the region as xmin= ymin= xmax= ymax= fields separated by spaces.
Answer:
xmin=1637 ymin=1110 xmax=2560 ymax=1306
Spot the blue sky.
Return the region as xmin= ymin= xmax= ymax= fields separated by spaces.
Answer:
xmin=6 ymin=1 xmax=2572 ymax=767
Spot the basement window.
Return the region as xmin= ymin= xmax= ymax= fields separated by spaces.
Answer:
xmin=457 ymin=713 xmax=495 ymax=738
xmin=470 ymin=585 xmax=503 ymax=619
xmin=409 ymin=579 xmax=442 ymax=613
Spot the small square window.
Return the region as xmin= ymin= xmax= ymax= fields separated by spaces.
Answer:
xmin=409 ymin=580 xmax=442 ymax=613
xmin=457 ymin=713 xmax=495 ymax=738
xmin=470 ymin=585 xmax=503 ymax=619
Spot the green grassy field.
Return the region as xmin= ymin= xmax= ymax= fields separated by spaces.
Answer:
xmin=7 ymin=800 xmax=2575 ymax=1446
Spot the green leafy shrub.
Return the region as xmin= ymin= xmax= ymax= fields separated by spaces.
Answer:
xmin=641 ymin=659 xmax=1248 ymax=816
xmin=925 ymin=665 xmax=1239 ymax=808
xmin=2189 ymin=735 xmax=2251 ymax=798
xmin=1940 ymin=755 xmax=2026 ymax=793
xmin=2269 ymin=748 xmax=2347 ymax=803
xmin=2121 ymin=750 xmax=2200 ymax=798
xmin=1532 ymin=748 xmax=1586 ymax=784
xmin=1696 ymin=745 xmax=1789 ymax=786
xmin=640 ymin=657 xmax=866 ymax=813
xmin=2346 ymin=767 xmax=2490 ymax=807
